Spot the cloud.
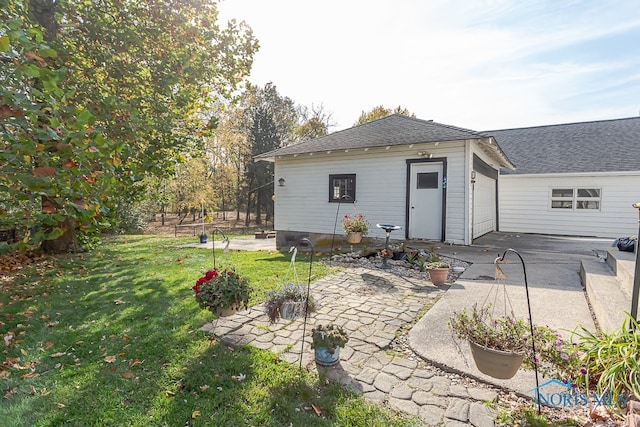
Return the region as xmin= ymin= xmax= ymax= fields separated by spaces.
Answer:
xmin=218 ymin=0 xmax=640 ymax=131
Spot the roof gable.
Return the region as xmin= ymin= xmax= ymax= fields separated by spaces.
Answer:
xmin=487 ymin=117 xmax=640 ymax=175
xmin=255 ymin=115 xmax=490 ymax=159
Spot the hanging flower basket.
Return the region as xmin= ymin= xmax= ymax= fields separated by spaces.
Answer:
xmin=468 ymin=341 xmax=524 ymax=379
xmin=264 ymin=283 xmax=316 ymax=324
xmin=280 ymin=300 xmax=307 ymax=320
xmin=346 ymin=231 xmax=362 ymax=244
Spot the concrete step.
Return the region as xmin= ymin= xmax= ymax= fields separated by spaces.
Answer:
xmin=606 ymin=248 xmax=636 ymax=299
xmin=580 ymin=258 xmax=630 ymax=333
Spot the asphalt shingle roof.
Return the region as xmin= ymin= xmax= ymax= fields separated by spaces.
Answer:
xmin=255 ymin=114 xmax=490 ymax=159
xmin=486 ymin=117 xmax=640 ymax=175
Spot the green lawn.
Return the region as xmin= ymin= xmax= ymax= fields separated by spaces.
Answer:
xmin=0 ymin=236 xmax=420 ymax=426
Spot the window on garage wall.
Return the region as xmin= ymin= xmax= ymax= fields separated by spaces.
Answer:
xmin=329 ymin=174 xmax=356 ymax=202
xmin=550 ymin=188 xmax=601 ymax=210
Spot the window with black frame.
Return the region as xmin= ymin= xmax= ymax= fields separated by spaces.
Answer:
xmin=329 ymin=174 xmax=356 ymax=202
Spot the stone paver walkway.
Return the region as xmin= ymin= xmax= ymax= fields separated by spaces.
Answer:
xmin=202 ymin=267 xmax=498 ymax=426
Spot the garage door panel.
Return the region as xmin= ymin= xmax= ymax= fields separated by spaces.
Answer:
xmin=473 ymin=174 xmax=496 ymax=239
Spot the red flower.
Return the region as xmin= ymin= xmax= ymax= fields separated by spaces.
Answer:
xmin=192 ymin=284 xmax=201 ymax=294
xmin=205 ymin=270 xmax=218 ymax=280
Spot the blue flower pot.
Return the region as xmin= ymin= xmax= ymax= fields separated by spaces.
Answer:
xmin=314 ymin=346 xmax=340 ymax=366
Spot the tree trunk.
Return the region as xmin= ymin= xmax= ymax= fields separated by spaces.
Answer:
xmin=255 ymin=190 xmax=262 ymax=226
xmin=41 ymin=217 xmax=81 ymax=254
xmin=221 ymin=191 xmax=226 ymax=221
xmin=31 ymin=0 xmax=82 ymax=254
xmin=245 ymin=193 xmax=252 ymax=227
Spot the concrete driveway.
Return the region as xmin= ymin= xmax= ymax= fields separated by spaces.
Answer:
xmin=409 ymin=231 xmax=612 ymax=396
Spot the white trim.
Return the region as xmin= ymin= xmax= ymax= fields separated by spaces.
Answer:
xmin=502 ymin=170 xmax=640 ymax=178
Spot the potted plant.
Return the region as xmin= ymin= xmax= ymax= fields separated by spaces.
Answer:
xmin=427 ymin=261 xmax=450 ymax=286
xmin=392 ymin=243 xmax=407 ymax=260
xmin=311 ymin=323 xmax=349 ymax=366
xmin=341 ymin=213 xmax=369 ymax=244
xmin=264 ymin=283 xmax=316 ymax=324
xmin=192 ymin=267 xmax=251 ymax=317
xmin=449 ymin=304 xmax=528 ymax=379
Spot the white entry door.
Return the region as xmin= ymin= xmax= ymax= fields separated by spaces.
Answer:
xmin=409 ymin=163 xmax=443 ymax=240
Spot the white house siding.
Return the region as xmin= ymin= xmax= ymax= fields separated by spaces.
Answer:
xmin=499 ymin=172 xmax=640 ymax=238
xmin=273 ymin=141 xmax=468 ymax=243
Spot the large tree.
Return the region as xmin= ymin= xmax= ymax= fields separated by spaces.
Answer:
xmin=0 ymin=0 xmax=257 ymax=252
xmin=353 ymin=105 xmax=416 ymax=126
xmin=239 ymin=83 xmax=297 ymax=225
xmin=293 ymin=103 xmax=335 ymax=142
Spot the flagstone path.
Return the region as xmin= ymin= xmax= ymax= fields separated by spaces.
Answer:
xmin=202 ymin=267 xmax=499 ymax=426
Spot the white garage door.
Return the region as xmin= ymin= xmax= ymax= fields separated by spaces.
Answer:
xmin=473 ymin=173 xmax=496 ymax=239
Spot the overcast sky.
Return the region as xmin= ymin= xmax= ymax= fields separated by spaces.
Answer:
xmin=217 ymin=0 xmax=640 ymax=132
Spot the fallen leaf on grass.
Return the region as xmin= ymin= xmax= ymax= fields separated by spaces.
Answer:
xmin=311 ymin=404 xmax=322 ymax=416
xmin=45 ymin=342 xmax=54 ymax=349
xmin=3 ymin=387 xmax=17 ymax=399
xmin=165 ymin=390 xmax=175 ymax=398
xmin=114 ymin=300 xmax=125 ymax=305
xmin=0 ymin=370 xmax=9 ymax=379
xmin=122 ymin=371 xmax=135 ymax=379
xmin=104 ymin=355 xmax=116 ymax=363
xmin=50 ymin=352 xmax=66 ymax=358
xmin=191 ymin=410 xmax=200 ymax=419
xmin=57 ymin=403 xmax=65 ymax=409
xmin=199 ymin=385 xmax=210 ymax=391
xmin=128 ymin=359 xmax=141 ymax=367
xmin=20 ymin=372 xmax=39 ymax=379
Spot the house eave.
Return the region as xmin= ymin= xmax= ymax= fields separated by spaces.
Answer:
xmin=478 ymin=137 xmax=515 ymax=170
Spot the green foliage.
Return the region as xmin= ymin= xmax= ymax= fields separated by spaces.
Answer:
xmin=404 ymin=251 xmax=417 ymax=265
xmin=496 ymin=407 xmax=580 ymax=426
xmin=449 ymin=304 xmax=529 ymax=352
xmin=523 ymin=325 xmax=583 ymax=384
xmin=0 ymin=0 xmax=258 ymax=251
xmin=112 ymin=200 xmax=153 ymax=234
xmin=353 ymin=105 xmax=416 ymax=126
xmin=311 ymin=324 xmax=349 ymax=353
xmin=341 ymin=213 xmax=369 ymax=235
xmin=427 ymin=261 xmax=450 ymax=269
xmin=192 ymin=267 xmax=252 ymax=313
xmin=237 ymin=83 xmax=298 ymax=225
xmin=571 ymin=313 xmax=640 ymax=401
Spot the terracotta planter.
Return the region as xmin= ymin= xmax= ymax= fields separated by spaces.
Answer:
xmin=217 ymin=306 xmax=237 ymax=317
xmin=346 ymin=232 xmax=363 ymax=244
xmin=468 ymin=341 xmax=524 ymax=379
xmin=428 ymin=267 xmax=449 ymax=285
xmin=314 ymin=346 xmax=341 ymax=366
